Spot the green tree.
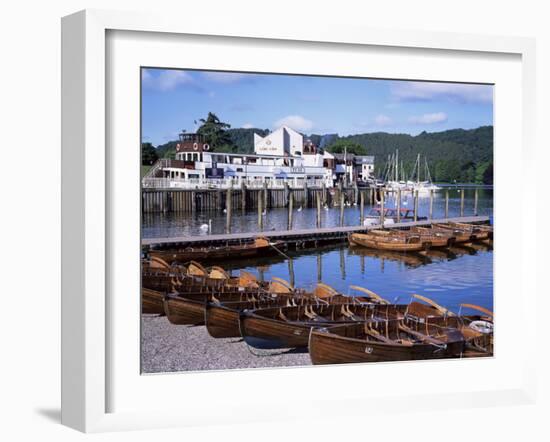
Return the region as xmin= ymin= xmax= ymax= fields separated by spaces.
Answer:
xmin=326 ymin=140 xmax=367 ymax=155
xmin=196 ymin=112 xmax=233 ymax=150
xmin=141 ymin=142 xmax=158 ymax=165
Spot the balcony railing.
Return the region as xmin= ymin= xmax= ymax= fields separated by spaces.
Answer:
xmin=142 ymin=177 xmax=328 ymax=190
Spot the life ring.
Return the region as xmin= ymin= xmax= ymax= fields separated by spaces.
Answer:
xmin=469 ymin=320 xmax=493 ymax=334
xmin=203 ymin=144 xmax=210 ymax=151
xmin=193 ymin=143 xmax=198 ymax=150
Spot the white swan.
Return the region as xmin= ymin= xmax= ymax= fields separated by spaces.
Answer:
xmin=199 ymin=219 xmax=212 ymax=234
xmin=262 ymin=209 xmax=267 ymax=216
xmin=297 ymin=206 xmax=303 ymax=212
xmin=323 ymin=204 xmax=329 ymax=211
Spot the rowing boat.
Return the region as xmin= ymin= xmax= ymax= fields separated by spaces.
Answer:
xmin=142 ymin=288 xmax=166 ymax=315
xmin=348 ymin=231 xmax=427 ymax=252
xmin=238 ymin=293 xmax=449 ymax=350
xmin=433 ymin=222 xmax=490 ymax=241
xmin=148 ymin=236 xmax=281 ymax=264
xmin=205 ymin=284 xmax=380 ymax=339
xmin=308 ymin=300 xmax=493 ymax=364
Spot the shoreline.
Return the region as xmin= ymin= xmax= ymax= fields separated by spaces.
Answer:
xmin=141 ymin=315 xmax=311 ymax=373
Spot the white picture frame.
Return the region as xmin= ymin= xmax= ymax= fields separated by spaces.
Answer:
xmin=61 ymin=9 xmax=538 ymax=433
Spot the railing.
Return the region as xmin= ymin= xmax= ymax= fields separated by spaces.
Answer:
xmin=141 ymin=177 xmax=330 ymax=190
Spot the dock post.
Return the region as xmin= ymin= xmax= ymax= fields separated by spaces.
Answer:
xmin=258 ymin=191 xmax=263 ymax=230
xmin=339 ymin=248 xmax=346 ymax=279
xmin=317 ymin=254 xmax=322 ymax=282
xmin=191 ymin=191 xmax=196 ymax=213
xmin=304 ymin=181 xmax=309 ymax=208
xmin=474 ymin=188 xmax=478 ymax=216
xmin=263 ymin=181 xmax=268 ymax=209
xmin=322 ymin=182 xmax=327 ymax=205
xmin=397 ymin=188 xmax=401 ymax=223
xmin=445 ymin=189 xmax=449 ymax=219
xmin=284 ymin=180 xmax=290 ymax=206
xmin=413 ymin=190 xmax=418 ymax=222
xmin=287 ymin=191 xmax=294 ymax=230
xmin=429 ymin=189 xmax=434 ymax=220
xmin=316 ymin=192 xmax=322 ymax=228
xmin=460 ymin=189 xmax=465 ymax=217
xmin=340 ymin=189 xmax=345 ymax=227
xmin=225 ymin=188 xmax=232 ymax=233
xmin=241 ymin=181 xmax=246 ymax=212
xmin=288 ymin=258 xmax=295 ymax=288
xmin=353 ymin=182 xmax=359 ymax=205
xmin=360 ymin=191 xmax=365 ymax=226
xmin=379 ymin=189 xmax=385 ymax=226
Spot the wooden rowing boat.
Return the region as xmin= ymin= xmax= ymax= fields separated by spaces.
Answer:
xmin=163 ymin=291 xmax=268 ymax=325
xmin=408 ymin=226 xmax=456 ymax=248
xmin=142 ymin=288 xmax=166 ymax=315
xmin=308 ymin=319 xmax=466 ymax=364
xmin=308 ymin=300 xmax=493 ymax=364
xmin=433 ymin=223 xmax=490 ymax=241
xmin=148 ymin=237 xmax=281 ymax=264
xmin=348 ymin=231 xmax=427 ymax=252
xmin=204 ymin=283 xmax=380 ymax=339
xmin=239 ymin=293 xmax=449 ymax=350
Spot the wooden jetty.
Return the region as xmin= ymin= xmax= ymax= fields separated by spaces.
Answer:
xmin=142 ymin=215 xmax=490 ymax=249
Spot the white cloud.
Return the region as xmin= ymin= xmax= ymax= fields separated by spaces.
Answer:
xmin=392 ymin=82 xmax=493 ymax=104
xmin=242 ymin=123 xmax=254 ymax=129
xmin=202 ymin=72 xmax=251 ymax=84
xmin=142 ymin=69 xmax=195 ymax=91
xmin=273 ymin=115 xmax=314 ymax=132
xmin=374 ymin=114 xmax=392 ymax=126
xmin=409 ymin=112 xmax=448 ymax=124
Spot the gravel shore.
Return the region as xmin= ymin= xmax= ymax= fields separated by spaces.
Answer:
xmin=141 ymin=314 xmax=311 ymax=373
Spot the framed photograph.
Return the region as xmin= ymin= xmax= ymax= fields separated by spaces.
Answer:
xmin=62 ymin=9 xmax=537 ymax=432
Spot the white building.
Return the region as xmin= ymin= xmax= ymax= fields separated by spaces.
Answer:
xmin=143 ymin=126 xmax=373 ymax=189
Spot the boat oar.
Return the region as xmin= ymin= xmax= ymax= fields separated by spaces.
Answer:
xmin=411 ymin=294 xmax=455 ymax=316
xmin=268 ymin=241 xmax=291 ymax=260
xmin=349 ymin=285 xmax=389 ymax=304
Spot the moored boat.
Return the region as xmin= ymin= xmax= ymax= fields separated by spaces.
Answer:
xmin=149 ymin=236 xmax=281 ymax=264
xmin=349 ymin=231 xmax=427 ymax=252
xmin=239 ymin=294 xmax=450 ymax=350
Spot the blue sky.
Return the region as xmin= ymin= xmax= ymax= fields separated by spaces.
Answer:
xmin=141 ymin=68 xmax=493 ymax=146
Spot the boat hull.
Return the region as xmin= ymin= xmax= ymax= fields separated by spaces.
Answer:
xmin=349 ymin=233 xmax=426 ymax=252
xmin=142 ymin=288 xmax=165 ymax=315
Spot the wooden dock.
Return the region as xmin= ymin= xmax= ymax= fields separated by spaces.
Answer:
xmin=142 ymin=215 xmax=490 ymax=249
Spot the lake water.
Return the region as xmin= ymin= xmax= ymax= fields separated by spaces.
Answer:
xmin=142 ymin=187 xmax=493 ymax=238
xmin=142 ymin=186 xmax=493 ymax=314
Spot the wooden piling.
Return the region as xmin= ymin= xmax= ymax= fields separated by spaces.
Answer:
xmin=379 ymin=189 xmax=385 ymax=225
xmin=360 ymin=191 xmax=365 ymax=226
xmin=429 ymin=189 xmax=434 ymax=220
xmin=288 ymin=191 xmax=293 ymax=230
xmin=316 ymin=192 xmax=321 ymax=228
xmin=413 ymin=190 xmax=418 ymax=222
xmin=474 ymin=188 xmax=478 ymax=216
xmin=225 ymin=188 xmax=232 ymax=233
xmin=317 ymin=253 xmax=322 ymax=282
xmin=340 ymin=190 xmax=345 ymax=227
xmin=445 ymin=189 xmax=449 ymax=218
xmin=397 ymin=188 xmax=401 ymax=223
xmin=460 ymin=189 xmax=465 ymax=217
xmin=263 ymin=182 xmax=268 ymax=209
xmin=288 ymin=258 xmax=295 ymax=288
xmin=241 ymin=181 xmax=246 ymax=211
xmin=258 ymin=191 xmax=263 ymax=230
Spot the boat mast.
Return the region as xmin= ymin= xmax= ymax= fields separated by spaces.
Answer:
xmin=395 ymin=149 xmax=399 ymax=182
xmin=416 ymin=154 xmax=420 ymax=184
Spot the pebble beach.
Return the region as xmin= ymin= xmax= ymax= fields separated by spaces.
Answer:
xmin=141 ymin=314 xmax=311 ymax=373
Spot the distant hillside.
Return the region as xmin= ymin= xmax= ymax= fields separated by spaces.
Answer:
xmin=153 ymin=125 xmax=493 ymax=184
xmin=334 ymin=126 xmax=493 ymax=184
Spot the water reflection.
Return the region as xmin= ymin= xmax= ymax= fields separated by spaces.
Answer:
xmin=210 ymin=242 xmax=493 ymax=313
xmin=142 ymin=187 xmax=493 ymax=238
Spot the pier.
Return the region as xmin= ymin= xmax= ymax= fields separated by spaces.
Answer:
xmin=142 ymin=215 xmax=490 ymax=249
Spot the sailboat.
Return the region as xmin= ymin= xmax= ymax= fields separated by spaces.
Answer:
xmin=384 ymin=149 xmax=409 ymax=191
xmin=407 ymin=154 xmax=440 ymax=193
